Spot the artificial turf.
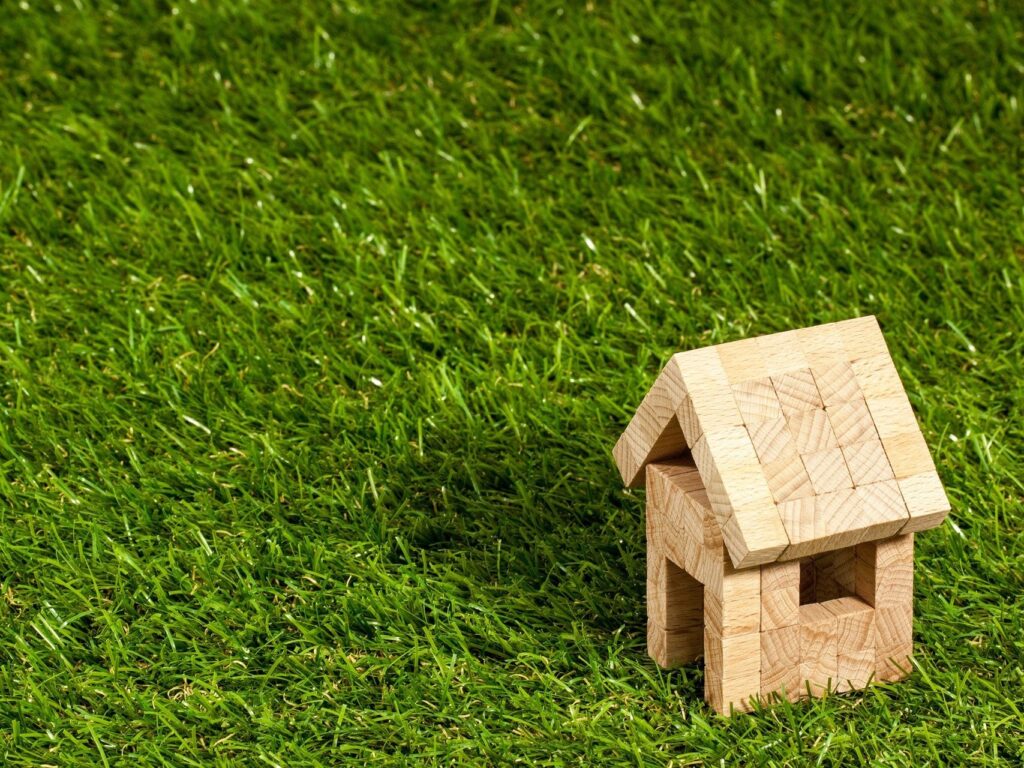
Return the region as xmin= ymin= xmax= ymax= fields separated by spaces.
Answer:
xmin=0 ymin=0 xmax=1022 ymax=764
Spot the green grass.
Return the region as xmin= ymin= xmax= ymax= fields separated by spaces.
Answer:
xmin=0 ymin=0 xmax=1022 ymax=764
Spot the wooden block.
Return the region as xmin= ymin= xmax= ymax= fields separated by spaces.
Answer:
xmin=802 ymin=448 xmax=853 ymax=494
xmin=882 ymin=431 xmax=937 ymax=480
xmin=757 ymin=329 xmax=809 ymax=377
xmin=676 ymin=348 xmax=743 ymax=446
xmin=850 ymin=353 xmax=904 ymax=400
xmin=799 ymin=603 xmax=837 ymax=696
xmin=843 ymin=440 xmax=895 ymax=486
xmin=787 ymin=408 xmax=837 ymax=453
xmin=613 ymin=359 xmax=688 ymax=487
xmin=828 ymin=596 xmax=875 ymax=691
xmin=855 ymin=534 xmax=914 ymax=609
xmin=781 ymin=489 xmax=861 ymax=559
xmin=898 ymin=472 xmax=950 ymax=533
xmin=693 ymin=428 xmax=773 ymax=512
xmin=675 ymin=394 xmax=702 ymax=451
xmin=796 ymin=322 xmax=846 ymax=370
xmin=761 ymin=583 xmax=800 ymax=631
xmin=812 ymin=360 xmax=862 ymax=407
xmin=772 ymin=369 xmax=823 ymax=416
xmin=747 ymin=416 xmax=798 ymax=464
xmin=705 ymin=630 xmax=761 ymax=714
xmin=648 ymin=619 xmax=705 ymax=668
xmin=648 ymin=550 xmax=700 ymax=630
xmin=837 ymin=315 xmax=887 ymax=361
xmin=828 ymin=596 xmax=874 ymax=654
xmin=828 ymin=398 xmax=877 ymax=447
xmin=762 ymin=559 xmax=800 ymax=591
xmin=727 ymin=504 xmax=790 ymax=568
xmin=836 ymin=649 xmax=875 ymax=693
xmin=717 ymin=337 xmax=769 ymax=384
xmin=760 ymin=625 xmax=801 ymax=701
xmin=763 ymin=455 xmax=815 ymax=504
xmin=706 ymin=562 xmax=761 ymax=637
xmin=866 ymin=394 xmax=919 ymax=440
xmin=874 ymin=604 xmax=913 ymax=682
xmin=852 ymin=481 xmax=910 ymax=543
xmin=649 ymin=459 xmax=709 ymax=549
xmin=693 ymin=428 xmax=789 ymax=567
xmin=778 ymin=496 xmax=816 ymax=558
xmin=732 ymin=378 xmax=783 ymax=424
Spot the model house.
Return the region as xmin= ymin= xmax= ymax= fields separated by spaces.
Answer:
xmin=613 ymin=316 xmax=950 ymax=713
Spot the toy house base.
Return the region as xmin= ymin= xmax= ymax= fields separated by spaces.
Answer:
xmin=647 ymin=460 xmax=914 ymax=714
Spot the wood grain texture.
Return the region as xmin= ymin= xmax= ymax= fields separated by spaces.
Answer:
xmin=746 ymin=416 xmax=798 ymax=464
xmin=613 ymin=358 xmax=689 ymax=487
xmin=837 ymin=315 xmax=888 ymax=361
xmin=772 ymin=369 xmax=824 ymax=417
xmin=705 ymin=629 xmax=761 ymax=714
xmin=760 ymin=561 xmax=799 ymax=650
xmin=898 ymin=472 xmax=950 ymax=533
xmin=799 ymin=603 xmax=837 ymax=696
xmin=757 ymin=330 xmax=810 ymax=377
xmin=763 ymin=455 xmax=815 ymax=504
xmin=787 ymin=408 xmax=837 ymax=453
xmin=883 ymin=431 xmax=937 ymax=480
xmin=760 ymin=625 xmax=801 ymax=701
xmin=732 ymin=378 xmax=783 ymax=424
xmin=850 ymin=353 xmax=904 ymax=400
xmin=812 ymin=360 xmax=861 ymax=407
xmin=802 ymin=447 xmax=853 ymax=494
xmin=716 ymin=337 xmax=769 ymax=383
xmin=843 ymin=439 xmax=895 ymax=486
xmin=866 ymin=393 xmax=920 ymax=440
xmin=828 ymin=397 xmax=877 ymax=447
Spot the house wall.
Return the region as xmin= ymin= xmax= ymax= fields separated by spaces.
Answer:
xmin=646 ymin=461 xmax=915 ymax=715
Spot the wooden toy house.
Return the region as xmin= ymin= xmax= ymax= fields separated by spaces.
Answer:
xmin=613 ymin=316 xmax=950 ymax=714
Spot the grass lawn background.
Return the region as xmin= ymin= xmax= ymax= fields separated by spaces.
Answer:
xmin=1 ymin=0 xmax=1022 ymax=764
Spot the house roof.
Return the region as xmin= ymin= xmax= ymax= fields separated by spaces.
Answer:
xmin=613 ymin=316 xmax=950 ymax=568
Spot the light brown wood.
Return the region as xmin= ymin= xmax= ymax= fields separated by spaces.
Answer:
xmin=746 ymin=416 xmax=798 ymax=464
xmin=812 ymin=360 xmax=861 ymax=407
xmin=828 ymin=397 xmax=877 ymax=446
xmin=850 ymin=353 xmax=904 ymax=400
xmin=874 ymin=604 xmax=913 ymax=682
xmin=763 ymin=455 xmax=815 ymax=504
xmin=799 ymin=603 xmax=837 ymax=696
xmin=796 ymin=322 xmax=846 ymax=371
xmin=882 ymin=431 xmax=937 ymax=480
xmin=772 ymin=369 xmax=824 ymax=417
xmin=831 ymin=596 xmax=876 ymax=691
xmin=716 ymin=336 xmax=769 ymax=383
xmin=842 ymin=439 xmax=895 ymax=486
xmin=898 ymin=472 xmax=950 ymax=533
xmin=732 ymin=378 xmax=783 ymax=424
xmin=807 ymin=548 xmax=856 ymax=603
xmin=838 ymin=315 xmax=888 ymax=361
xmin=802 ymin=448 xmax=853 ymax=495
xmin=705 ymin=629 xmax=761 ymax=714
xmin=760 ymin=561 xmax=800 ymax=630
xmin=613 ymin=358 xmax=689 ymax=488
xmin=760 ymin=625 xmax=801 ymax=701
xmin=787 ymin=408 xmax=837 ymax=454
xmin=757 ymin=329 xmax=809 ymax=377
xmin=678 ymin=348 xmax=744 ymax=447
xmin=866 ymin=394 xmax=920 ymax=440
